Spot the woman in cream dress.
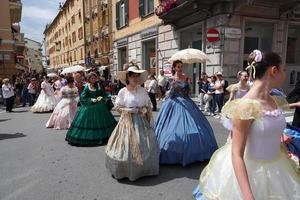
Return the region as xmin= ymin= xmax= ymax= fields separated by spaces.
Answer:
xmin=105 ymin=65 xmax=159 ymax=181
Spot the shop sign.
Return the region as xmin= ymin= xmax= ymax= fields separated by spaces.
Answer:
xmin=141 ymin=28 xmax=158 ymax=39
xmin=225 ymin=27 xmax=241 ymax=39
xmin=207 ymin=28 xmax=220 ymax=43
xmin=117 ymin=38 xmax=128 ymax=46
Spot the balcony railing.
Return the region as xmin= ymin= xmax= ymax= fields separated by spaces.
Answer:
xmin=9 ymin=0 xmax=22 ymax=23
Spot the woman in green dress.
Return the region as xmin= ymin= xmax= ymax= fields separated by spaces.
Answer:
xmin=66 ymin=72 xmax=117 ymax=146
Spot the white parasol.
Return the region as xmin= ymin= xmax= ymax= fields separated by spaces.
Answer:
xmin=61 ymin=65 xmax=86 ymax=74
xmin=47 ymin=73 xmax=58 ymax=78
xmin=168 ymin=48 xmax=209 ymax=64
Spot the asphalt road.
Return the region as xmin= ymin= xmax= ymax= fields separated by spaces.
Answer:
xmin=0 ymin=102 xmax=241 ymax=200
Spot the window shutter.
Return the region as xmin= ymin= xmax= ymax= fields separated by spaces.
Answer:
xmin=99 ymin=10 xmax=103 ymax=29
xmin=139 ymin=0 xmax=144 ymax=17
xmin=125 ymin=0 xmax=129 ymax=25
xmin=116 ymin=2 xmax=120 ymax=29
xmin=105 ymin=6 xmax=109 ymax=26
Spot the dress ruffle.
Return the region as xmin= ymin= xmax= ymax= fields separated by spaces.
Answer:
xmin=31 ymin=91 xmax=56 ymax=113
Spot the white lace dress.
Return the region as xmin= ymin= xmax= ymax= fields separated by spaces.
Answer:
xmin=31 ymin=81 xmax=56 ymax=113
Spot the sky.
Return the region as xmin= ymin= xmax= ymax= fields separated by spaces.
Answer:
xmin=20 ymin=0 xmax=65 ymax=44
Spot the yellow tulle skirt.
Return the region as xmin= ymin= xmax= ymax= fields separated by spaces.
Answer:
xmin=198 ymin=141 xmax=300 ymax=200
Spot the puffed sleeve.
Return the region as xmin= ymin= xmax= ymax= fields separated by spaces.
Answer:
xmin=222 ymin=99 xmax=262 ymax=120
xmin=272 ymin=96 xmax=291 ymax=112
xmin=80 ymin=85 xmax=93 ymax=106
xmin=226 ymin=83 xmax=239 ymax=93
xmin=41 ymin=82 xmax=46 ymax=89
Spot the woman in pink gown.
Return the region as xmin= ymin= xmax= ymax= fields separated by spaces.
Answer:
xmin=46 ymin=76 xmax=78 ymax=130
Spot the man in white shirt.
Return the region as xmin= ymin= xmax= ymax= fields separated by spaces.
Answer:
xmin=147 ymin=74 xmax=158 ymax=111
xmin=2 ymin=78 xmax=15 ymax=112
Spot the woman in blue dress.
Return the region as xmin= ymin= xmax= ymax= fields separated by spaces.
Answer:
xmin=155 ymin=60 xmax=218 ymax=166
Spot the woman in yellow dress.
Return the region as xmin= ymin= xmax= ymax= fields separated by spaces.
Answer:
xmin=193 ymin=50 xmax=300 ymax=199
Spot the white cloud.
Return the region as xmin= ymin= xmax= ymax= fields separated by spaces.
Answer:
xmin=22 ymin=5 xmax=57 ymax=21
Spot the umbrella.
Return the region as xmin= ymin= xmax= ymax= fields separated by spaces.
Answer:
xmin=47 ymin=73 xmax=58 ymax=78
xmin=61 ymin=65 xmax=86 ymax=74
xmin=168 ymin=48 xmax=209 ymax=64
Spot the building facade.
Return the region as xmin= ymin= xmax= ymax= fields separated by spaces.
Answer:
xmin=84 ymin=0 xmax=113 ymax=70
xmin=0 ymin=0 xmax=25 ymax=80
xmin=24 ymin=38 xmax=43 ymax=72
xmin=44 ymin=0 xmax=85 ymax=72
xmin=112 ymin=0 xmax=164 ymax=76
xmin=156 ymin=0 xmax=300 ymax=93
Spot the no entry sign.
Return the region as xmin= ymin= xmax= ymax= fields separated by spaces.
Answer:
xmin=207 ymin=28 xmax=220 ymax=42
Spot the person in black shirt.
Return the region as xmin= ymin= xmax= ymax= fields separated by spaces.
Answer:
xmin=197 ymin=73 xmax=209 ymax=110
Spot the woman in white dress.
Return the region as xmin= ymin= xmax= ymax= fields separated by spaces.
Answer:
xmin=193 ymin=50 xmax=300 ymax=199
xmin=46 ymin=76 xmax=78 ymax=129
xmin=105 ymin=65 xmax=160 ymax=181
xmin=226 ymin=70 xmax=250 ymax=102
xmin=31 ymin=76 xmax=56 ymax=113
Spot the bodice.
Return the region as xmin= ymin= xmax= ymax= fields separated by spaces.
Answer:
xmin=61 ymin=86 xmax=78 ymax=99
xmin=235 ymin=89 xmax=248 ymax=99
xmin=246 ymin=109 xmax=286 ymax=160
xmin=116 ymin=86 xmax=149 ymax=108
xmin=169 ymin=80 xmax=190 ymax=98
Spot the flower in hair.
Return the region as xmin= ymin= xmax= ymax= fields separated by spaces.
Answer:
xmin=253 ymin=49 xmax=262 ymax=62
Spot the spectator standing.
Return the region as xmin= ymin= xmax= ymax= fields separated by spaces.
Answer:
xmin=28 ymin=78 xmax=38 ymax=106
xmin=2 ymin=78 xmax=15 ymax=112
xmin=14 ymin=77 xmax=22 ymax=106
xmin=214 ymin=72 xmax=225 ymax=114
xmin=147 ymin=74 xmax=158 ymax=111
xmin=197 ymin=73 xmax=209 ymax=110
xmin=204 ymin=75 xmax=216 ymax=116
xmin=21 ymin=78 xmax=30 ymax=107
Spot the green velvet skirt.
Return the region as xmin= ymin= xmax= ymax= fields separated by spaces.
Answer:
xmin=66 ymin=102 xmax=117 ymax=146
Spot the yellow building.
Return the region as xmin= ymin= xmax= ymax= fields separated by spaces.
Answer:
xmin=44 ymin=0 xmax=85 ymax=71
xmin=84 ymin=0 xmax=113 ymax=69
xmin=112 ymin=0 xmax=166 ymax=76
xmin=0 ymin=0 xmax=25 ymax=79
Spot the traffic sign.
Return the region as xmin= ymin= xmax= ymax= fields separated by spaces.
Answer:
xmin=207 ymin=28 xmax=220 ymax=42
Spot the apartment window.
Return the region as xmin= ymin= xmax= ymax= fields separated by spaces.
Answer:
xmin=139 ymin=0 xmax=154 ymax=17
xmin=72 ymin=15 xmax=75 ymax=24
xmin=74 ymin=51 xmax=76 ymax=61
xmin=80 ymin=48 xmax=83 ymax=59
xmin=78 ymin=27 xmax=83 ymax=40
xmin=79 ymin=10 xmax=82 ymax=22
xmin=116 ymin=0 xmax=128 ymax=29
xmin=286 ymin=25 xmax=300 ymax=64
xmin=72 ymin=31 xmax=76 ymax=43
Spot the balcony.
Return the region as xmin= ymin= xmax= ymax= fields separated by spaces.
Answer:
xmin=9 ymin=0 xmax=22 ymax=23
xmin=14 ymin=32 xmax=25 ymax=48
xmin=155 ymin=0 xmax=233 ymax=28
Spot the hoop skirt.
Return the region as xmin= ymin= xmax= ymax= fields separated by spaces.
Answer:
xmin=155 ymin=80 xmax=218 ymax=166
xmin=66 ymin=85 xmax=116 ymax=146
xmin=46 ymin=86 xmax=78 ymax=129
xmin=193 ymin=98 xmax=300 ymax=199
xmin=105 ymin=87 xmax=159 ymax=181
xmin=31 ymin=82 xmax=56 ymax=113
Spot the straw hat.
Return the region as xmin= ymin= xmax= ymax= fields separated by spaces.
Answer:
xmin=117 ymin=65 xmax=148 ymax=85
